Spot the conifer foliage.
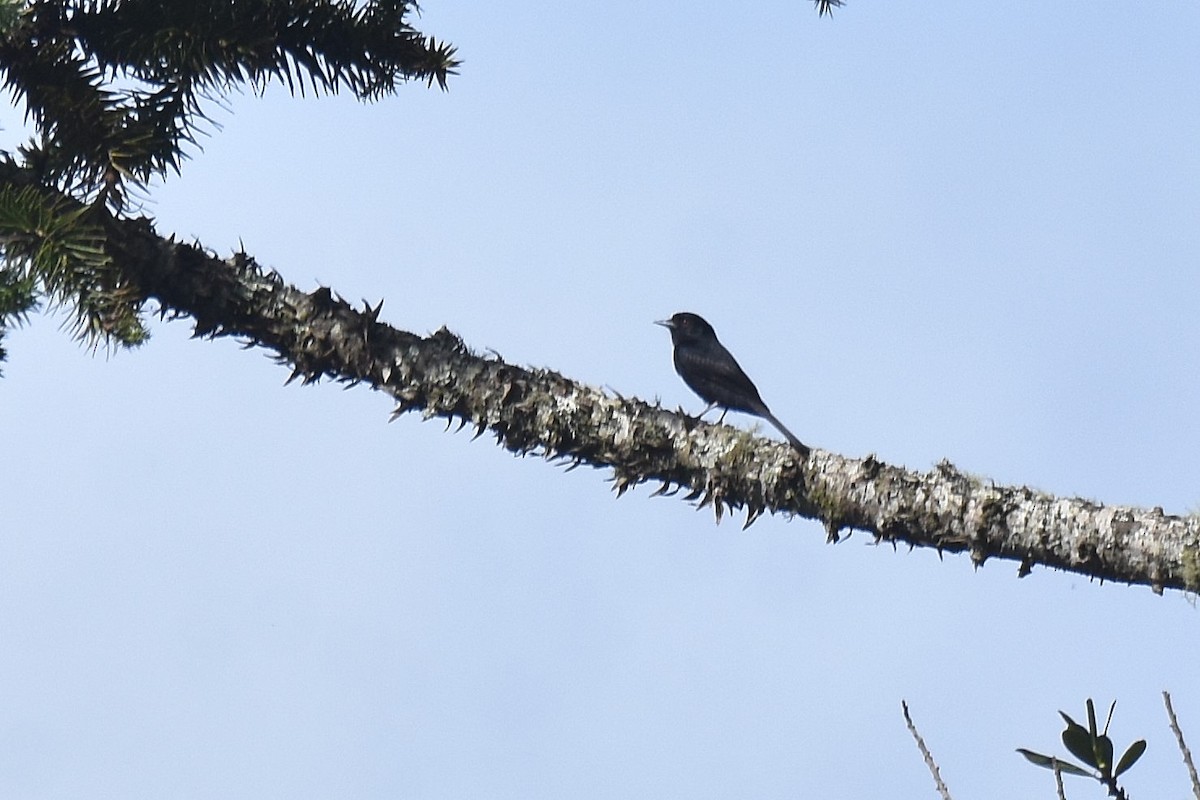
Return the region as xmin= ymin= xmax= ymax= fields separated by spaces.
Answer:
xmin=0 ymin=0 xmax=458 ymax=369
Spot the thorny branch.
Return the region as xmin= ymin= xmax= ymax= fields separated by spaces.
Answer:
xmin=3 ymin=165 xmax=1199 ymax=594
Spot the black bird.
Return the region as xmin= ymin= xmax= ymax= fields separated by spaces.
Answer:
xmin=656 ymin=312 xmax=809 ymax=455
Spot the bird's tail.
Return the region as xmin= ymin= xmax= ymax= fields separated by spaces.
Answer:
xmin=764 ymin=412 xmax=811 ymax=457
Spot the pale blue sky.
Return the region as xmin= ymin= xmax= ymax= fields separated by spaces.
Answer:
xmin=3 ymin=2 xmax=1200 ymax=797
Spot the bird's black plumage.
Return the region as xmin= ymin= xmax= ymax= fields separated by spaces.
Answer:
xmin=656 ymin=312 xmax=809 ymax=455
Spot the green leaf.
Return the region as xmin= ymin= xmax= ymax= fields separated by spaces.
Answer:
xmin=1103 ymin=700 xmax=1117 ymax=736
xmin=1087 ymin=698 xmax=1098 ymax=738
xmin=0 ymin=266 xmax=37 ymax=320
xmin=1016 ymin=749 xmax=1093 ymax=777
xmin=1114 ymin=740 xmax=1147 ymax=778
xmin=1095 ymin=733 xmax=1114 ymax=776
xmin=1062 ymin=719 xmax=1097 ymax=769
xmin=0 ymin=0 xmax=22 ymax=35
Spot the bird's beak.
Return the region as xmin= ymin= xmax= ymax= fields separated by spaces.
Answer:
xmin=654 ymin=319 xmax=673 ymax=329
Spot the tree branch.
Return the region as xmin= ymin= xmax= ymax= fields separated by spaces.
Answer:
xmin=4 ymin=164 xmax=1198 ymax=593
xmin=1164 ymin=691 xmax=1200 ymax=800
xmin=902 ymin=701 xmax=953 ymax=800
xmin=107 ymin=213 xmax=1200 ymax=593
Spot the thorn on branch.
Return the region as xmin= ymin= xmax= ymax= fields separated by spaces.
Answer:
xmin=814 ymin=0 xmax=845 ymax=17
xmin=743 ymin=506 xmax=763 ymax=529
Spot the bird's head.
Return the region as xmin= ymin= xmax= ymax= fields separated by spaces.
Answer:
xmin=655 ymin=312 xmax=717 ymax=345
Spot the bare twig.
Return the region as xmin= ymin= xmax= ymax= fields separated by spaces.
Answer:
xmin=902 ymin=701 xmax=953 ymax=800
xmin=1051 ymin=758 xmax=1068 ymax=800
xmin=1164 ymin=691 xmax=1200 ymax=800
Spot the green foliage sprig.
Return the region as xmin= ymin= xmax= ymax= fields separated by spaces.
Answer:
xmin=0 ymin=178 xmax=143 ymax=345
xmin=1018 ymin=698 xmax=1147 ymax=800
xmin=1 ymin=0 xmax=459 ymax=209
xmin=0 ymin=0 xmax=457 ymax=357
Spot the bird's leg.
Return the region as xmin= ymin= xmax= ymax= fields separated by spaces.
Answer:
xmin=697 ymin=401 xmax=720 ymax=419
xmin=716 ymin=409 xmax=728 ymax=424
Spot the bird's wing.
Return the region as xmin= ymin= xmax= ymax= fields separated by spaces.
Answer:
xmin=675 ymin=342 xmax=767 ymax=413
